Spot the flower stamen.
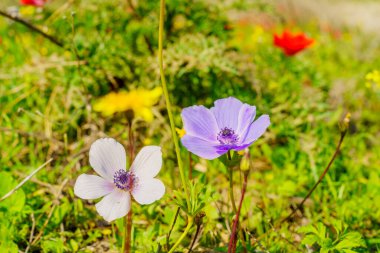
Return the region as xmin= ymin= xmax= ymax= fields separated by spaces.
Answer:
xmin=217 ymin=127 xmax=239 ymax=145
xmin=113 ymin=170 xmax=138 ymax=191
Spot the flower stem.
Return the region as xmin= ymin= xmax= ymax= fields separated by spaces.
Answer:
xmin=227 ymin=151 xmax=237 ymax=213
xmin=124 ymin=209 xmax=132 ymax=253
xmin=158 ymin=0 xmax=190 ymax=208
xmin=254 ymin=125 xmax=349 ymax=244
xmin=189 ymin=223 xmax=201 ymax=252
xmin=228 ymin=171 xmax=248 ymax=253
xmin=166 ymin=207 xmax=181 ymax=251
xmin=168 ymin=216 xmax=194 ymax=253
xmin=281 ymin=131 xmax=346 ymax=224
xmin=127 ymin=120 xmax=135 ymax=161
xmin=123 ymin=121 xmax=135 ymax=253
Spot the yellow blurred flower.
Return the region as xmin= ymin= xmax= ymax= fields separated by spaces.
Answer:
xmin=237 ymin=150 xmax=245 ymax=155
xmin=365 ymin=70 xmax=380 ymax=89
xmin=19 ymin=6 xmax=36 ymax=16
xmin=93 ymin=87 xmax=162 ymax=122
xmin=176 ymin=128 xmax=186 ymax=138
xmin=143 ymin=138 xmax=152 ymax=145
xmin=172 ymin=14 xmax=187 ymax=31
xmin=229 ymin=23 xmax=265 ymax=53
xmin=101 ymin=229 xmax=112 ymax=236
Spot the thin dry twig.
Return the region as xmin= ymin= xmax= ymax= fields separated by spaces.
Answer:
xmin=189 ymin=222 xmax=202 ymax=252
xmin=0 ymin=158 xmax=53 ymax=202
xmin=0 ymin=127 xmax=63 ymax=144
xmin=31 ymin=178 xmax=69 ymax=245
xmin=13 ymin=171 xmax=52 ymax=189
xmin=24 ymin=213 xmax=36 ymax=253
xmin=166 ymin=207 xmax=181 ymax=251
xmin=280 ymin=131 xmax=347 ymax=224
xmin=0 ymin=9 xmax=64 ymax=47
xmin=255 ymin=113 xmax=351 ymax=244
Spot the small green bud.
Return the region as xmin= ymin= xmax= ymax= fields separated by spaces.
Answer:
xmin=240 ymin=149 xmax=251 ymax=172
xmin=339 ymin=112 xmax=351 ymax=134
xmin=195 ymin=211 xmax=206 ymax=226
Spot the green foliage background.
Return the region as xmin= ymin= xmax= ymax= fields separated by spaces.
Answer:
xmin=0 ymin=0 xmax=379 ymax=252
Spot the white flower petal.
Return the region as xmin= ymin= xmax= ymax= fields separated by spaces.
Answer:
xmin=95 ymin=189 xmax=131 ymax=222
xmin=132 ymin=178 xmax=165 ymax=205
xmin=89 ymin=138 xmax=127 ymax=181
xmin=130 ymin=146 xmax=162 ymax=180
xmin=74 ymin=174 xmax=114 ymax=200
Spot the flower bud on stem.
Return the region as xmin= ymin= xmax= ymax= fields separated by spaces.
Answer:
xmin=189 ymin=212 xmax=205 ymax=252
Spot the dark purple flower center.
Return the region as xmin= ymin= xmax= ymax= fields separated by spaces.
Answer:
xmin=217 ymin=127 xmax=239 ymax=145
xmin=113 ymin=170 xmax=138 ymax=191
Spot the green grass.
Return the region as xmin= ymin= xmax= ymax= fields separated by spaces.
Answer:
xmin=0 ymin=0 xmax=379 ymax=252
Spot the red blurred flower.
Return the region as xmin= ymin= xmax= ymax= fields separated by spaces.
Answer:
xmin=274 ymin=30 xmax=314 ymax=56
xmin=20 ymin=0 xmax=45 ymax=7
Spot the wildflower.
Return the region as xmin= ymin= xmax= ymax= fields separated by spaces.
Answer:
xmin=229 ymin=23 xmax=265 ymax=52
xmin=365 ymin=70 xmax=380 ymax=89
xmin=93 ymin=87 xmax=162 ymax=122
xmin=176 ymin=128 xmax=186 ymax=138
xmin=74 ymin=138 xmax=165 ymax=222
xmin=180 ymin=97 xmax=270 ymax=160
xmin=20 ymin=0 xmax=45 ymax=7
xmin=274 ymin=30 xmax=314 ymax=56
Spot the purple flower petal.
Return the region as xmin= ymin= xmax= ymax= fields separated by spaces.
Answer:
xmin=241 ymin=115 xmax=270 ymax=145
xmin=74 ymin=174 xmax=114 ymax=200
xmin=89 ymin=138 xmax=127 ymax=181
xmin=236 ymin=104 xmax=256 ymax=136
xmin=181 ymin=105 xmax=218 ymax=141
xmin=232 ymin=143 xmax=252 ymax=151
xmin=211 ymin=97 xmax=243 ymax=131
xmin=95 ymin=189 xmax=131 ymax=222
xmin=181 ymin=135 xmax=226 ymax=159
xmin=132 ymin=178 xmax=165 ymax=205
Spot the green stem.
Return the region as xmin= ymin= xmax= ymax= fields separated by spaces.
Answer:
xmin=158 ymin=0 xmax=190 ymax=208
xmin=227 ymin=151 xmax=237 ymax=213
xmin=168 ymin=217 xmax=194 ymax=253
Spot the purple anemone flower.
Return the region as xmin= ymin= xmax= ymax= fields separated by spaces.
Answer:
xmin=181 ymin=97 xmax=270 ymax=160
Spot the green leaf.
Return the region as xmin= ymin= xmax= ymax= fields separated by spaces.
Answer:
xmin=341 ymin=249 xmax=358 ymax=253
xmin=69 ymin=239 xmax=79 ymax=252
xmin=317 ymin=222 xmax=327 ymax=239
xmin=302 ymin=234 xmax=318 ymax=246
xmin=0 ymin=240 xmax=18 ymax=253
xmin=334 ymin=232 xmax=365 ymax=250
xmin=42 ymin=238 xmax=65 ymax=253
xmin=0 ymin=172 xmax=25 ymax=213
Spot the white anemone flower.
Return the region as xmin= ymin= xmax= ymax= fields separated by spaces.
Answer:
xmin=74 ymin=138 xmax=165 ymax=222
